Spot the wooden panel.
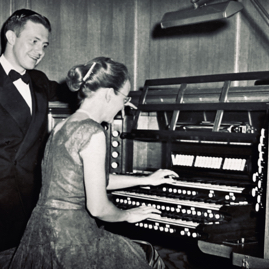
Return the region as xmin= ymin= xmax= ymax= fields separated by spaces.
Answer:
xmin=134 ymin=0 xmax=244 ymax=90
xmin=25 ymin=0 xmax=135 ymax=83
xmin=30 ymin=0 xmax=63 ymax=80
xmin=2 ymin=0 xmax=269 ymax=171
xmin=135 ymin=0 xmax=151 ymax=91
xmin=133 ymin=113 xmax=162 ymax=171
xmin=238 ymin=0 xmax=269 ymax=72
xmin=233 ymin=0 xmax=269 ymax=86
xmin=2 ymin=0 xmax=269 ymax=86
xmin=134 ymin=0 xmax=269 ymax=88
xmin=0 ymin=1 xmax=11 ymax=49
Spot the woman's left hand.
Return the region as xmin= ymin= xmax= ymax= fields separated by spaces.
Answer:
xmin=145 ymin=169 xmax=179 ymax=186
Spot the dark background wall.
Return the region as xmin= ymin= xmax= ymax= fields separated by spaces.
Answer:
xmin=1 ymin=0 xmax=269 ymax=87
xmin=1 ymin=0 xmax=269 ymax=170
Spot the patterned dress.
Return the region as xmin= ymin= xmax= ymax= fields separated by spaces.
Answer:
xmin=9 ymin=116 xmax=150 ymax=269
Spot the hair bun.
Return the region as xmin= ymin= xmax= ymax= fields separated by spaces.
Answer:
xmin=66 ymin=66 xmax=84 ymax=92
xmin=67 ymin=82 xmax=82 ymax=92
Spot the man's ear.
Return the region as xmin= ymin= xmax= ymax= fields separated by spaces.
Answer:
xmin=105 ymin=88 xmax=114 ymax=103
xmin=5 ymin=30 xmax=16 ymax=46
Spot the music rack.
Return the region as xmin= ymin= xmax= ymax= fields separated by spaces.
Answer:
xmin=116 ymin=71 xmax=269 ymax=268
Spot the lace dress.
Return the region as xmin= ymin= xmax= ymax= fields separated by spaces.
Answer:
xmin=9 ymin=117 xmax=150 ymax=269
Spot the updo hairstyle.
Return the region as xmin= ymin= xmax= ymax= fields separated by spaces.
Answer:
xmin=66 ymin=57 xmax=130 ymax=104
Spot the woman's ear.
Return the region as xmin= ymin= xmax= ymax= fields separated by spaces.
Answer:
xmin=105 ymin=88 xmax=114 ymax=103
xmin=5 ymin=30 xmax=16 ymax=46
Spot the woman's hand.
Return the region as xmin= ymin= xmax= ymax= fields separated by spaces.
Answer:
xmin=145 ymin=169 xmax=179 ymax=186
xmin=125 ymin=206 xmax=161 ymax=223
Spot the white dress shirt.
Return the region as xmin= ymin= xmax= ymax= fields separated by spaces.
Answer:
xmin=0 ymin=55 xmax=32 ymax=114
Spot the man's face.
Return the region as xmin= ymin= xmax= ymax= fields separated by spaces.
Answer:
xmin=10 ymin=20 xmax=49 ymax=72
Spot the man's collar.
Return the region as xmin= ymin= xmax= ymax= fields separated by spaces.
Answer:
xmin=0 ymin=54 xmax=26 ymax=76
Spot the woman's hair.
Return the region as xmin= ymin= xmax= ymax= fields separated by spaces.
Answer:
xmin=66 ymin=57 xmax=130 ymax=104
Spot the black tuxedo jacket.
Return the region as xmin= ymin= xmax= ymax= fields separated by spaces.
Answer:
xmin=0 ymin=64 xmax=60 ymax=251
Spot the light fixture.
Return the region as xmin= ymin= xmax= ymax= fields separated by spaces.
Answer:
xmin=160 ymin=1 xmax=244 ymax=29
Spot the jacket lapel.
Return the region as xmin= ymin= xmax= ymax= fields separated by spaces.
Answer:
xmin=0 ymin=65 xmax=32 ymax=134
xmin=14 ymin=76 xmax=48 ymax=160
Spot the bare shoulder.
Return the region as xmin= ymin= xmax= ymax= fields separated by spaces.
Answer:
xmin=80 ymin=129 xmax=106 ymax=158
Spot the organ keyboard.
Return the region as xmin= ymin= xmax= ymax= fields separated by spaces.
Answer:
xmin=107 ymin=71 xmax=269 ymax=268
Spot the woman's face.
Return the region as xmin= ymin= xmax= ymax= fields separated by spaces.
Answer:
xmin=106 ymin=80 xmax=131 ymax=123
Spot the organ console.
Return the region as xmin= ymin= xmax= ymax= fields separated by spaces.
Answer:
xmin=48 ymin=71 xmax=269 ymax=268
xmin=48 ymin=101 xmax=73 ymax=133
xmin=107 ymin=71 xmax=269 ymax=268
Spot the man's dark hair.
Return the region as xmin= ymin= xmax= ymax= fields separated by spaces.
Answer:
xmin=1 ymin=9 xmax=51 ymax=54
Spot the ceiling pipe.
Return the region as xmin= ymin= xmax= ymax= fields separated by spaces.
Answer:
xmin=160 ymin=1 xmax=244 ymax=28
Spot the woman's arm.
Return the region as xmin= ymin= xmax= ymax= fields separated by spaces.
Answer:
xmin=107 ymin=169 xmax=179 ymax=190
xmin=80 ymin=131 xmax=161 ymax=223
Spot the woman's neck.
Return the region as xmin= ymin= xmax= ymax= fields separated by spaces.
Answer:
xmin=77 ymin=99 xmax=104 ymax=123
xmin=76 ymin=108 xmax=92 ymax=118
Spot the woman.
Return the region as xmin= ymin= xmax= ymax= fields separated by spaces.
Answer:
xmin=9 ymin=57 xmax=178 ymax=268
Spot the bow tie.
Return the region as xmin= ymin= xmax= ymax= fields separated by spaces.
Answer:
xmin=8 ymin=70 xmax=30 ymax=84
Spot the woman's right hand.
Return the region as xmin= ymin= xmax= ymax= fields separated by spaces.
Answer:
xmin=125 ymin=206 xmax=161 ymax=223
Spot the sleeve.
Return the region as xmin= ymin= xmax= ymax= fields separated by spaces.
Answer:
xmin=78 ymin=122 xmax=106 ymax=152
xmin=76 ymin=121 xmax=109 ymax=185
xmin=28 ymin=69 xmax=73 ymax=102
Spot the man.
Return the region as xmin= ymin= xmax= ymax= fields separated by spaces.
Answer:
xmin=0 ymin=9 xmax=62 ymax=255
